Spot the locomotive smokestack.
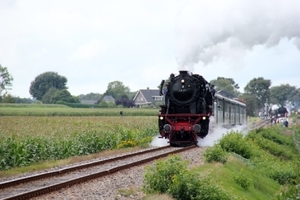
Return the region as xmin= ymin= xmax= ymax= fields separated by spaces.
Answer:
xmin=179 ymin=70 xmax=192 ymax=75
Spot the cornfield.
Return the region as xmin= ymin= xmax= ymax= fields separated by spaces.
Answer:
xmin=0 ymin=116 xmax=158 ymax=170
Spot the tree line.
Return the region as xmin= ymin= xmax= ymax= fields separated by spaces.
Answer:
xmin=210 ymin=77 xmax=300 ymax=116
xmin=1 ymin=64 xmax=300 ymax=115
xmin=0 ymin=65 xmax=135 ymax=108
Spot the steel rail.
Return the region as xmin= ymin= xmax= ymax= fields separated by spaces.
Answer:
xmin=0 ymin=145 xmax=171 ymax=189
xmin=1 ymin=145 xmax=197 ymax=200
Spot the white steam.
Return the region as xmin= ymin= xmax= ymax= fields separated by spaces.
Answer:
xmin=150 ymin=135 xmax=169 ymax=147
xmin=175 ymin=0 xmax=300 ymax=70
xmin=150 ymin=116 xmax=249 ymax=148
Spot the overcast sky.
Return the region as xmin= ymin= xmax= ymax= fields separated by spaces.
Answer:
xmin=1 ymin=0 xmax=300 ymax=98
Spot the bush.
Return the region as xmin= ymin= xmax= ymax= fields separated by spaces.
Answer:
xmin=99 ymin=101 xmax=108 ymax=108
xmin=278 ymin=184 xmax=300 ymax=200
xmin=267 ymin=163 xmax=297 ymax=185
xmin=219 ymin=131 xmax=252 ymax=159
xmin=169 ymin=169 xmax=233 ymax=200
xmin=143 ymin=155 xmax=234 ymax=200
xmin=203 ymin=144 xmax=228 ymax=163
xmin=254 ymin=136 xmax=295 ymax=160
xmin=143 ymin=155 xmax=188 ymax=194
xmin=260 ymin=128 xmax=294 ymax=146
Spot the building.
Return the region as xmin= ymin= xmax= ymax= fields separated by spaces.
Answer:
xmin=102 ymin=95 xmax=115 ymax=103
xmin=80 ymin=100 xmax=98 ymax=105
xmin=133 ymin=88 xmax=162 ymax=107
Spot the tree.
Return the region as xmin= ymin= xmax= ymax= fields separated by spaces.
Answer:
xmin=270 ymin=84 xmax=298 ymax=105
xmin=244 ymin=77 xmax=271 ymax=108
xmin=115 ymin=94 xmax=134 ymax=107
xmin=77 ymin=92 xmax=102 ymax=101
xmin=42 ymin=87 xmax=59 ymax=104
xmin=210 ymin=77 xmax=240 ymax=97
xmin=290 ymin=88 xmax=300 ymax=104
xmin=0 ymin=64 xmax=14 ymax=96
xmin=29 ymin=72 xmax=68 ymax=100
xmin=1 ymin=94 xmax=16 ymax=103
xmin=51 ymin=89 xmax=79 ymax=104
xmin=15 ymin=97 xmax=34 ymax=104
xmin=104 ymin=81 xmax=130 ymax=100
xmin=239 ymin=93 xmax=258 ymax=117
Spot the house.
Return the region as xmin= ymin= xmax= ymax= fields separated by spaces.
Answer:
xmin=102 ymin=95 xmax=115 ymax=102
xmin=94 ymin=95 xmax=116 ymax=105
xmin=80 ymin=100 xmax=98 ymax=105
xmin=133 ymin=88 xmax=162 ymax=107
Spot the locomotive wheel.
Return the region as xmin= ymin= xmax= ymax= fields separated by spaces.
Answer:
xmin=170 ymin=142 xmax=178 ymax=147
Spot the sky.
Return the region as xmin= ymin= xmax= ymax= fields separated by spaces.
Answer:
xmin=1 ymin=0 xmax=300 ymax=98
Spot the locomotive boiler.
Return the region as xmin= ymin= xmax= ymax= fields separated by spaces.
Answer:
xmin=158 ymin=71 xmax=213 ymax=146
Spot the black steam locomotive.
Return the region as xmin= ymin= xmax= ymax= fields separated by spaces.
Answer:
xmin=158 ymin=71 xmax=214 ymax=146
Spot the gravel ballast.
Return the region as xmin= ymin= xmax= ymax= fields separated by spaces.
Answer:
xmin=29 ymin=147 xmax=206 ymax=200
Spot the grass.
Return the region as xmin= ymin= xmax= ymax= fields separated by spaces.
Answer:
xmin=221 ymin=156 xmax=280 ymax=198
xmin=193 ymin=156 xmax=281 ymax=199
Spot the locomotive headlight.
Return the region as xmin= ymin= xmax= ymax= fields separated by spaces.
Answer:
xmin=159 ymin=116 xmax=164 ymax=120
xmin=181 ymin=79 xmax=185 ymax=83
xmin=202 ymin=116 xmax=206 ymax=120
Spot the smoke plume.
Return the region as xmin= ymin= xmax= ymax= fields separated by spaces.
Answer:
xmin=175 ymin=0 xmax=300 ymax=70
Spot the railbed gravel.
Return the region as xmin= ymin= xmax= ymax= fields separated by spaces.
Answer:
xmin=30 ymin=146 xmax=206 ymax=200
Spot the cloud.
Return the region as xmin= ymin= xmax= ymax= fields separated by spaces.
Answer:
xmin=70 ymin=39 xmax=108 ymax=61
xmin=1 ymin=0 xmax=300 ymax=98
xmin=175 ymin=0 xmax=300 ymax=70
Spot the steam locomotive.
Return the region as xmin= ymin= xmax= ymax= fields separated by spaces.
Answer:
xmin=158 ymin=71 xmax=247 ymax=147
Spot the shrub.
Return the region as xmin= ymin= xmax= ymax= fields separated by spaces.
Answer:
xmin=219 ymin=131 xmax=252 ymax=159
xmin=203 ymin=144 xmax=228 ymax=163
xmin=99 ymin=101 xmax=108 ymax=108
xmin=254 ymin=136 xmax=295 ymax=160
xmin=260 ymin=128 xmax=294 ymax=146
xmin=143 ymin=155 xmax=188 ymax=194
xmin=169 ymin=169 xmax=233 ymax=200
xmin=143 ymin=155 xmax=234 ymax=200
xmin=278 ymin=184 xmax=300 ymax=200
xmin=267 ymin=163 xmax=297 ymax=185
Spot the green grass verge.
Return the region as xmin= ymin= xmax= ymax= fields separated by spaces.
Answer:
xmin=143 ymin=118 xmax=300 ymax=200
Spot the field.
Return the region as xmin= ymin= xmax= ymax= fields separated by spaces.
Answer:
xmin=0 ymin=104 xmax=159 ymax=116
xmin=0 ymin=104 xmax=160 ymax=171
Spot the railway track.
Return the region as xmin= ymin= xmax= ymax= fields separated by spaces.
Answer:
xmin=248 ymin=119 xmax=270 ymax=131
xmin=0 ymin=145 xmax=197 ymax=200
